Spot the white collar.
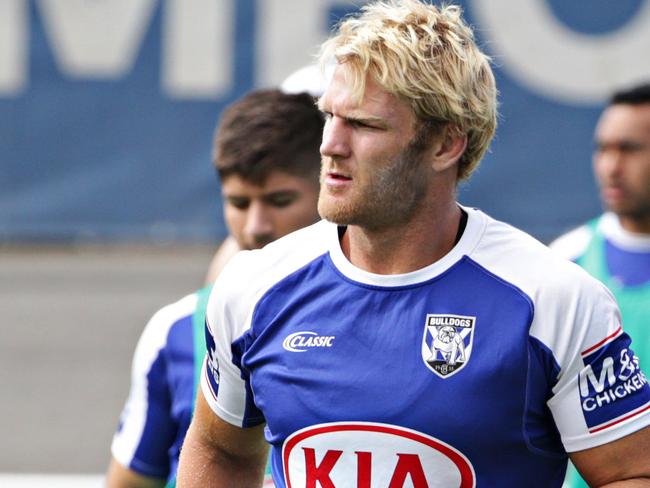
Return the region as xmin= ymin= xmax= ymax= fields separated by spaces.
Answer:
xmin=327 ymin=206 xmax=487 ymax=287
xmin=599 ymin=212 xmax=650 ymax=252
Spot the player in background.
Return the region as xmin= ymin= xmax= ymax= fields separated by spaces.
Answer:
xmin=105 ymin=88 xmax=324 ymax=488
xmin=177 ymin=1 xmax=650 ymax=486
xmin=551 ymin=83 xmax=650 ymax=488
xmin=203 ymin=65 xmax=331 ymax=285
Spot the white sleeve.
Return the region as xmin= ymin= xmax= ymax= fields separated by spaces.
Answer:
xmin=545 ymin=280 xmax=650 ymax=452
xmin=200 ymin=252 xmax=263 ymax=427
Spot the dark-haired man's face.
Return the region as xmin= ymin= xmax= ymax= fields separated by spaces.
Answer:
xmin=222 ymin=171 xmax=320 ymax=250
xmin=593 ymin=103 xmax=650 ymax=232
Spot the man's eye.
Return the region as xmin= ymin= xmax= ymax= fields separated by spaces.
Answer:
xmin=228 ymin=199 xmax=250 ymax=210
xmin=267 ymin=195 xmax=296 ymax=208
xmin=349 ymin=119 xmax=379 ymax=130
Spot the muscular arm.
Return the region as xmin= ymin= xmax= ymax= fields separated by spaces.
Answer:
xmin=570 ymin=426 xmax=650 ymax=486
xmin=105 ymin=459 xmax=165 ymax=488
xmin=176 ymin=389 xmax=268 ymax=487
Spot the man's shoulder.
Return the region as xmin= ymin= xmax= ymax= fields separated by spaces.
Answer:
xmin=138 ymin=291 xmax=198 ymax=349
xmin=210 ymin=220 xmax=332 ymax=315
xmin=474 ymin=212 xmax=619 ymax=353
xmin=227 ymin=220 xmax=330 ymax=278
xmin=473 ymin=212 xmax=605 ymax=299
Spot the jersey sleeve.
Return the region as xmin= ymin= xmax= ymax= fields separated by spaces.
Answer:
xmin=200 ymin=251 xmax=265 ymax=428
xmin=111 ymin=306 xmax=180 ymax=478
xmin=545 ymin=279 xmax=650 ymax=452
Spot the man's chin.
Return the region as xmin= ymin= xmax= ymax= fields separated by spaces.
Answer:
xmin=318 ymin=202 xmax=356 ymax=226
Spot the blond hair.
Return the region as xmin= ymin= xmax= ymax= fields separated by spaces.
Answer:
xmin=319 ymin=0 xmax=497 ymax=180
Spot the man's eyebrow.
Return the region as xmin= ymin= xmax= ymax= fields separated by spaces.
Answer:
xmin=263 ymin=189 xmax=299 ymax=197
xmin=318 ymin=97 xmax=388 ymax=127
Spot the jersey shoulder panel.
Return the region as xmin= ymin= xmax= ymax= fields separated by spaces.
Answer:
xmin=206 ymin=220 xmax=332 ymax=340
xmin=202 ymin=221 xmax=333 ymax=425
xmin=469 ymin=214 xmax=618 ymax=367
xmin=468 ymin=214 xmax=650 ymax=451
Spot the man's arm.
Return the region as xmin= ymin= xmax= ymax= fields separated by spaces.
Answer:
xmin=570 ymin=425 xmax=650 ymax=486
xmin=177 ymin=389 xmax=268 ymax=487
xmin=105 ymin=459 xmax=165 ymax=488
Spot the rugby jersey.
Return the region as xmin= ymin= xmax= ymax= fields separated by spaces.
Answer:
xmin=203 ymin=207 xmax=650 ymax=487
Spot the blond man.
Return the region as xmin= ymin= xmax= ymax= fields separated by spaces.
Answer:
xmin=178 ymin=1 xmax=650 ymax=486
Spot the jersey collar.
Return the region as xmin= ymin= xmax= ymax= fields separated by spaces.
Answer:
xmin=327 ymin=205 xmax=487 ymax=287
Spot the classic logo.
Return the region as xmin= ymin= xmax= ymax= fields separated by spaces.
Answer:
xmin=282 ymin=422 xmax=475 ymax=488
xmin=282 ymin=331 xmax=335 ymax=352
xmin=421 ymin=314 xmax=475 ymax=378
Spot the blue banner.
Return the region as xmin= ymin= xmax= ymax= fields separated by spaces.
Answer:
xmin=1 ymin=0 xmax=649 ymax=243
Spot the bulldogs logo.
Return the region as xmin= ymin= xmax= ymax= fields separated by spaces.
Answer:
xmin=422 ymin=314 xmax=475 ymax=378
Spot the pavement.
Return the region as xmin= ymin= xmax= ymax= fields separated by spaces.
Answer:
xmin=0 ymin=244 xmax=214 ymax=478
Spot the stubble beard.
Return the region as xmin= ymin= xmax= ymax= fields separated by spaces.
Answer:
xmin=318 ymin=142 xmax=429 ymax=230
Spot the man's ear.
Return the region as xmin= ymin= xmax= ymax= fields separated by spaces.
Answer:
xmin=430 ymin=125 xmax=467 ymax=173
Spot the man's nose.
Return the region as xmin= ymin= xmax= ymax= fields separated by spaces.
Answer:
xmin=243 ymin=202 xmax=274 ymax=249
xmin=320 ymin=117 xmax=351 ymax=160
xmin=597 ymin=148 xmax=625 ymax=176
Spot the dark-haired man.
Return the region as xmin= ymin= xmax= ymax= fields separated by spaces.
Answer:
xmin=106 ymin=89 xmax=323 ymax=488
xmin=552 ymin=82 xmax=650 ymax=488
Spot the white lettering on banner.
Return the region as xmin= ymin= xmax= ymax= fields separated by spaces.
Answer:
xmin=256 ymin=0 xmax=359 ymax=87
xmin=579 ymin=357 xmax=615 ymax=397
xmin=0 ymin=0 xmax=233 ymax=98
xmin=5 ymin=1 xmax=648 ymax=102
xmin=579 ymin=348 xmax=648 ymax=412
xmin=37 ymin=0 xmax=157 ymax=77
xmin=471 ymin=0 xmax=650 ymax=104
xmin=582 ymin=372 xmax=648 ymax=411
xmin=0 ymin=0 xmax=26 ymax=95
xmin=162 ymin=0 xmax=232 ymax=98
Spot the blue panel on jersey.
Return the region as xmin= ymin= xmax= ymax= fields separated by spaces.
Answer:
xmin=130 ymin=314 xmax=194 ymax=481
xmin=132 ymin=349 xmax=174 ymax=478
xmin=526 ymin=337 xmax=565 ymax=457
xmin=232 ymin=331 xmax=266 ymax=428
xmin=205 ymin=320 xmax=221 ymax=402
xmin=579 ymin=331 xmax=650 ymax=433
xmin=164 ymin=315 xmax=195 ymax=478
xmin=605 ymin=241 xmax=650 ymax=287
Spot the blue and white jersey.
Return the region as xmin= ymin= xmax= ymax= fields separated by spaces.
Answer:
xmin=202 ymin=207 xmax=650 ymax=488
xmin=112 ymin=293 xmax=197 ymax=481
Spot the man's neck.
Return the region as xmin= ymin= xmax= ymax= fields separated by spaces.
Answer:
xmin=618 ymin=213 xmax=650 ymax=235
xmin=340 ymin=201 xmax=463 ymax=275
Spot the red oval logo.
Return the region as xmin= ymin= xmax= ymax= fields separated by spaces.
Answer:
xmin=282 ymin=422 xmax=475 ymax=487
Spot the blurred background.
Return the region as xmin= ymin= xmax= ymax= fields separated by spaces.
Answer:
xmin=1 ymin=0 xmax=650 ymax=484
